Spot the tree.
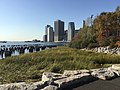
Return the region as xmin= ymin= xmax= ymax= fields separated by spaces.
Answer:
xmin=69 ymin=6 xmax=120 ymax=49
xmin=115 ymin=6 xmax=120 ymax=12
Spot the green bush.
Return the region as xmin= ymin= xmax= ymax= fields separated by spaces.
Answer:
xmin=87 ymin=43 xmax=99 ymax=49
xmin=50 ymin=65 xmax=61 ymax=73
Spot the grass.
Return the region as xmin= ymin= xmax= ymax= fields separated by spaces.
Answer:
xmin=0 ymin=46 xmax=120 ymax=84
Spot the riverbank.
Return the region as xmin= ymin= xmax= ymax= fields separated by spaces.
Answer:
xmin=82 ymin=46 xmax=120 ymax=55
xmin=0 ymin=46 xmax=120 ymax=84
xmin=1 ymin=64 xmax=120 ymax=90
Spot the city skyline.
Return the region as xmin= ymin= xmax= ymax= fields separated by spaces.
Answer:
xmin=43 ymin=20 xmax=77 ymax=42
xmin=0 ymin=0 xmax=119 ymax=41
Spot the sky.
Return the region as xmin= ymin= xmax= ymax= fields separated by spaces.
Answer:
xmin=0 ymin=0 xmax=120 ymax=41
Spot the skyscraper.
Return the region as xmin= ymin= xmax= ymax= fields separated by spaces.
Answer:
xmin=44 ymin=25 xmax=51 ymax=42
xmin=47 ymin=27 xmax=54 ymax=42
xmin=83 ymin=20 xmax=86 ymax=28
xmin=67 ymin=22 xmax=75 ymax=41
xmin=54 ymin=20 xmax=64 ymax=42
xmin=43 ymin=35 xmax=47 ymax=42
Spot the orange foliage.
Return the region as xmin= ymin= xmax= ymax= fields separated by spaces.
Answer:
xmin=115 ymin=41 xmax=120 ymax=47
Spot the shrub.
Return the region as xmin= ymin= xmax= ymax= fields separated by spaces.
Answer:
xmin=87 ymin=43 xmax=99 ymax=49
xmin=50 ymin=65 xmax=61 ymax=73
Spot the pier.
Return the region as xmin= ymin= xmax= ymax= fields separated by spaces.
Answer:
xmin=0 ymin=42 xmax=59 ymax=59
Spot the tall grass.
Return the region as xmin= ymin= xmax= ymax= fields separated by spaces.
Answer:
xmin=0 ymin=46 xmax=120 ymax=84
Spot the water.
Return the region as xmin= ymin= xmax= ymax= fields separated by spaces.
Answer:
xmin=0 ymin=48 xmax=39 ymax=59
xmin=0 ymin=41 xmax=58 ymax=59
xmin=0 ymin=41 xmax=57 ymax=48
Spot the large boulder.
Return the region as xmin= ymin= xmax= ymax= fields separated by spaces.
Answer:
xmin=108 ymin=64 xmax=120 ymax=76
xmin=41 ymin=85 xmax=58 ymax=90
xmin=42 ymin=72 xmax=66 ymax=83
xmin=33 ymin=81 xmax=48 ymax=90
xmin=112 ymin=64 xmax=120 ymax=70
xmin=0 ymin=82 xmax=34 ymax=90
xmin=91 ymin=68 xmax=117 ymax=80
xmin=63 ymin=70 xmax=81 ymax=76
xmin=54 ymin=73 xmax=93 ymax=89
xmin=0 ymin=81 xmax=48 ymax=90
xmin=79 ymin=70 xmax=90 ymax=74
xmin=63 ymin=70 xmax=90 ymax=76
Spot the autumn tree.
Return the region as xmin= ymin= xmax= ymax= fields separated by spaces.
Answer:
xmin=69 ymin=6 xmax=120 ymax=49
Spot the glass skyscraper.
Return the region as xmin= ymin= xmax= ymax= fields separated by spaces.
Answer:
xmin=44 ymin=25 xmax=51 ymax=42
xmin=68 ymin=22 xmax=75 ymax=41
xmin=54 ymin=20 xmax=64 ymax=42
xmin=47 ymin=27 xmax=54 ymax=42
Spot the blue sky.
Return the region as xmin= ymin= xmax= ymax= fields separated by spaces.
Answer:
xmin=0 ymin=0 xmax=119 ymax=41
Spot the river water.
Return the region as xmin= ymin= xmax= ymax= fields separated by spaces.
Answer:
xmin=0 ymin=41 xmax=57 ymax=47
xmin=0 ymin=41 xmax=59 ymax=59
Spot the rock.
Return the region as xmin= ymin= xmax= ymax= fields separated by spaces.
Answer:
xmin=42 ymin=72 xmax=55 ymax=83
xmin=91 ymin=68 xmax=117 ymax=80
xmin=63 ymin=70 xmax=81 ymax=76
xmin=79 ymin=70 xmax=90 ymax=74
xmin=54 ymin=73 xmax=93 ymax=89
xmin=112 ymin=64 xmax=120 ymax=70
xmin=111 ymin=69 xmax=120 ymax=76
xmin=0 ymin=82 xmax=34 ymax=90
xmin=0 ymin=81 xmax=48 ymax=90
xmin=42 ymin=72 xmax=66 ymax=83
xmin=83 ymin=46 xmax=120 ymax=55
xmin=108 ymin=65 xmax=120 ymax=76
xmin=41 ymin=85 xmax=58 ymax=90
xmin=90 ymin=68 xmax=101 ymax=72
xmin=63 ymin=70 xmax=90 ymax=76
xmin=33 ymin=81 xmax=48 ymax=90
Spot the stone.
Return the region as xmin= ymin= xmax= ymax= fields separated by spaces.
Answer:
xmin=108 ymin=65 xmax=120 ymax=76
xmin=63 ymin=70 xmax=81 ymax=76
xmin=41 ymin=85 xmax=58 ymax=90
xmin=0 ymin=81 xmax=48 ymax=90
xmin=79 ymin=70 xmax=90 ymax=74
xmin=82 ymin=46 xmax=120 ymax=55
xmin=112 ymin=64 xmax=120 ymax=70
xmin=42 ymin=72 xmax=66 ymax=83
xmin=91 ymin=68 xmax=117 ymax=80
xmin=112 ymin=69 xmax=120 ymax=76
xmin=63 ymin=70 xmax=90 ymax=76
xmin=33 ymin=81 xmax=48 ymax=90
xmin=54 ymin=73 xmax=92 ymax=89
xmin=0 ymin=82 xmax=34 ymax=90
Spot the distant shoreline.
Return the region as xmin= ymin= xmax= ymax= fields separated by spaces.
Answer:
xmin=0 ymin=41 xmax=7 ymax=43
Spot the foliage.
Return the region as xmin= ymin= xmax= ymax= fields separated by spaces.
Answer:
xmin=94 ymin=11 xmax=120 ymax=44
xmin=115 ymin=6 xmax=120 ymax=12
xmin=69 ymin=24 xmax=96 ymax=49
xmin=69 ymin=6 xmax=120 ymax=49
xmin=87 ymin=43 xmax=99 ymax=49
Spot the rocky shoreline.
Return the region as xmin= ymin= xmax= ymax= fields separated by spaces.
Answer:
xmin=0 ymin=64 xmax=120 ymax=90
xmin=82 ymin=46 xmax=120 ymax=55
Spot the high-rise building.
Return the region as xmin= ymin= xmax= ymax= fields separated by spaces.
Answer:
xmin=47 ymin=27 xmax=54 ymax=42
xmin=43 ymin=35 xmax=47 ymax=42
xmin=44 ymin=25 xmax=51 ymax=42
xmin=67 ymin=22 xmax=75 ymax=41
xmin=63 ymin=30 xmax=68 ymax=41
xmin=83 ymin=20 xmax=86 ymax=28
xmin=54 ymin=20 xmax=64 ymax=42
